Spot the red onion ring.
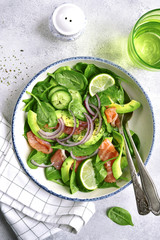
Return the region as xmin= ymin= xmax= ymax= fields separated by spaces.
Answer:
xmin=89 ymin=104 xmax=102 ymax=134
xmin=31 ymin=160 xmax=55 ymax=168
xmin=83 ymin=113 xmax=94 ymax=142
xmin=95 ymin=94 xmax=101 ymax=109
xmin=38 ymin=118 xmax=64 ymax=139
xmin=84 ymin=95 xmax=95 ymax=116
xmin=70 ymin=149 xmax=99 ymax=161
xmin=84 ymin=94 xmax=101 ymax=117
xmin=55 ymin=113 xmax=92 ymax=146
xmin=60 ymin=110 xmax=77 ymax=142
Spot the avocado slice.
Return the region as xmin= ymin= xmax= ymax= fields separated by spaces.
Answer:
xmin=72 ymin=119 xmax=105 ymax=147
xmin=108 ymin=100 xmax=141 ymax=113
xmin=112 ymin=131 xmax=124 ymax=179
xmin=27 ymin=110 xmax=53 ymax=142
xmin=55 ymin=110 xmax=79 ymax=127
xmin=61 ymin=156 xmax=74 ymax=184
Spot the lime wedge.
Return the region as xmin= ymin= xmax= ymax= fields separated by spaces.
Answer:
xmin=89 ymin=73 xmax=115 ymax=96
xmin=77 ymin=159 xmax=97 ymax=191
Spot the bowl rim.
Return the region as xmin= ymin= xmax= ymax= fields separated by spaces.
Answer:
xmin=12 ymin=56 xmax=155 ymax=201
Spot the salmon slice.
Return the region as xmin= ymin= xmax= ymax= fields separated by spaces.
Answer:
xmin=52 ymin=120 xmax=88 ymax=135
xmin=105 ymin=107 xmax=120 ymax=128
xmin=27 ymin=131 xmax=53 ymax=154
xmin=50 ymin=149 xmax=66 ymax=170
xmin=98 ymin=138 xmax=119 ymax=183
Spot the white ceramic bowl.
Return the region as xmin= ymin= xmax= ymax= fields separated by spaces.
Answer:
xmin=12 ymin=57 xmax=155 ymax=201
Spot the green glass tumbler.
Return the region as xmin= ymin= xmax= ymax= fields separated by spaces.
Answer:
xmin=128 ymin=9 xmax=160 ymax=70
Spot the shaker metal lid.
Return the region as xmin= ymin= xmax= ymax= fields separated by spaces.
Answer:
xmin=52 ymin=3 xmax=86 ymax=36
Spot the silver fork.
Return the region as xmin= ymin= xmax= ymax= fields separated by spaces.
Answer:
xmin=119 ymin=113 xmax=150 ymax=215
xmin=122 ymin=112 xmax=160 ymax=215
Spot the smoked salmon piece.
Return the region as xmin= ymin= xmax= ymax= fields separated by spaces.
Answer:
xmin=98 ymin=138 xmax=119 ymax=183
xmin=50 ymin=149 xmax=66 ymax=170
xmin=105 ymin=107 xmax=120 ymax=128
xmin=27 ymin=131 xmax=53 ymax=154
xmin=64 ymin=121 xmax=87 ymax=135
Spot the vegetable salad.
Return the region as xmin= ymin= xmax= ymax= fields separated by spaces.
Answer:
xmin=23 ymin=62 xmax=141 ymax=194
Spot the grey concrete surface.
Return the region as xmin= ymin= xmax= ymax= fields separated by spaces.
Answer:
xmin=0 ymin=0 xmax=160 ymax=240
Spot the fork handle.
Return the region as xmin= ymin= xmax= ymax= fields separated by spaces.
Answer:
xmin=124 ymin=135 xmax=150 ymax=215
xmin=126 ymin=123 xmax=160 ymax=215
xmin=119 ymin=125 xmax=150 ymax=215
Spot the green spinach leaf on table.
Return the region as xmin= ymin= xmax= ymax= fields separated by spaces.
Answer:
xmin=107 ymin=207 xmax=134 ymax=226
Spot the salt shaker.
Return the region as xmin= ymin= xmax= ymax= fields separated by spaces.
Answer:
xmin=49 ymin=3 xmax=87 ymax=41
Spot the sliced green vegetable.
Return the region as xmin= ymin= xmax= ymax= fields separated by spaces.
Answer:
xmin=50 ymin=90 xmax=72 ymax=110
xmin=48 ymin=86 xmax=67 ymax=100
xmin=70 ymin=160 xmax=79 ymax=194
xmin=55 ymin=110 xmax=79 ymax=127
xmin=112 ymin=131 xmax=124 ymax=179
xmin=72 ymin=119 xmax=105 ymax=146
xmin=108 ymin=100 xmax=141 ymax=113
xmin=107 ymin=207 xmax=134 ymax=226
xmin=27 ymin=110 xmax=52 ymax=142
xmin=61 ymin=157 xmax=74 ymax=183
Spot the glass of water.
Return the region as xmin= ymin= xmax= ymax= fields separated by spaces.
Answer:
xmin=128 ymin=9 xmax=160 ymax=70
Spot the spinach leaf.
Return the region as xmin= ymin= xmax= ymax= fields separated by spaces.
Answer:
xmin=73 ymin=62 xmax=88 ymax=73
xmin=26 ymin=91 xmax=57 ymax=127
xmin=45 ymin=166 xmax=61 ymax=180
xmin=93 ymin=155 xmax=107 ymax=185
xmin=32 ymin=76 xmax=51 ymax=97
xmin=23 ymin=98 xmax=35 ymax=112
xmin=107 ymin=207 xmax=134 ymax=226
xmin=130 ymin=130 xmax=140 ymax=151
xmin=123 ymin=128 xmax=140 ymax=157
xmin=84 ymin=64 xmax=101 ymax=80
xmin=27 ymin=150 xmax=51 ymax=169
xmin=55 ymin=70 xmax=86 ymax=91
xmin=70 ymin=160 xmax=79 ymax=194
xmin=98 ymin=181 xmax=119 ymax=188
xmin=23 ymin=118 xmax=31 ymax=139
xmin=52 ymin=138 xmax=103 ymax=156
xmin=68 ymin=99 xmax=88 ymax=121
xmin=37 ymin=102 xmax=57 ymax=127
xmin=101 ymin=106 xmax=113 ymax=133
xmin=48 ymin=66 xmax=71 ymax=77
xmin=98 ymin=80 xmax=124 ymax=106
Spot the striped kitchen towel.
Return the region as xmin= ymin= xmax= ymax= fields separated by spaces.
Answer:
xmin=0 ymin=113 xmax=95 ymax=240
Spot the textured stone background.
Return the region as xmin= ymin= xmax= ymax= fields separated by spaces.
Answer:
xmin=0 ymin=0 xmax=160 ymax=239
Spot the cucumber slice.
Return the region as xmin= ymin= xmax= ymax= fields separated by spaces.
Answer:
xmin=50 ymin=90 xmax=72 ymax=110
xmin=48 ymin=86 xmax=67 ymax=100
xmin=68 ymin=89 xmax=82 ymax=103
